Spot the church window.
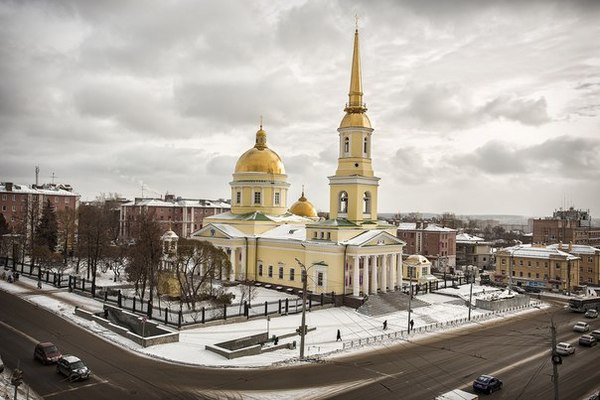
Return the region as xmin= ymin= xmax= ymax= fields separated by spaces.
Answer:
xmin=258 ymin=264 xmax=263 ymax=276
xmin=320 ymin=232 xmax=324 ymax=239
xmin=274 ymin=192 xmax=280 ymax=205
xmin=363 ymin=137 xmax=368 ymax=154
xmin=344 ymin=137 xmax=349 ymax=154
xmin=290 ymin=268 xmax=295 ymax=281
xmin=278 ymin=267 xmax=284 ymax=279
xmin=363 ymin=192 xmax=371 ymax=214
xmin=236 ymin=191 xmax=241 ymax=204
xmin=317 ymin=272 xmax=324 ymax=287
xmin=339 ymin=192 xmax=348 ymax=213
xmin=313 ymin=231 xmax=317 ymax=238
xmin=254 ymin=191 xmax=261 ymax=205
xmin=268 ymin=265 xmax=273 ymax=278
xmin=327 ymin=232 xmax=331 ymax=240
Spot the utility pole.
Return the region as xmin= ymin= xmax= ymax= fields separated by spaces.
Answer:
xmin=295 ymin=258 xmax=324 ymax=360
xmin=550 ymin=317 xmax=559 ymax=400
xmin=468 ymin=272 xmax=474 ymax=321
xmin=508 ymin=253 xmax=514 ymax=294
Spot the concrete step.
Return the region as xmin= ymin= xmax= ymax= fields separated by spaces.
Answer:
xmin=357 ymin=291 xmax=430 ymax=317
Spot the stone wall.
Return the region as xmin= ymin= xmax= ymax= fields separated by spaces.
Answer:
xmin=476 ymin=294 xmax=529 ymax=311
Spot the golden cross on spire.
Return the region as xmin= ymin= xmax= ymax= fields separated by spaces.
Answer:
xmin=302 ymin=184 xmax=305 ymax=196
xmin=354 ymin=13 xmax=359 ymax=30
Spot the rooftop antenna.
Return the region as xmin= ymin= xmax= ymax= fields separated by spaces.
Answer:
xmin=35 ymin=165 xmax=39 ymax=187
xmin=51 ymin=172 xmax=58 ymax=185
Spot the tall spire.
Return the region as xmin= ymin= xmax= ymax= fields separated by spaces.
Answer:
xmin=255 ymin=117 xmax=267 ymax=150
xmin=345 ymin=27 xmax=366 ymax=114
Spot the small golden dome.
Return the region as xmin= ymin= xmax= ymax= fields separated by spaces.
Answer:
xmin=339 ymin=112 xmax=372 ymax=129
xmin=289 ymin=189 xmax=317 ymax=218
xmin=234 ymin=125 xmax=286 ymax=174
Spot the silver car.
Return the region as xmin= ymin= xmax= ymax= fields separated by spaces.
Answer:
xmin=555 ymin=342 xmax=575 ymax=355
xmin=573 ymin=321 xmax=590 ymax=332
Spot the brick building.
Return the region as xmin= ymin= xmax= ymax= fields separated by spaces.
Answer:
xmin=119 ymin=194 xmax=231 ymax=239
xmin=495 ymin=244 xmax=580 ymax=291
xmin=532 ymin=207 xmax=600 ymax=247
xmin=0 ymin=181 xmax=79 ymax=230
xmin=547 ymin=243 xmax=600 ymax=286
xmin=397 ymin=222 xmax=456 ymax=272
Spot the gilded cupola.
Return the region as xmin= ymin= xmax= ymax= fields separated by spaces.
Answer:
xmin=289 ymin=188 xmax=318 ymax=218
xmin=234 ymin=125 xmax=286 ymax=174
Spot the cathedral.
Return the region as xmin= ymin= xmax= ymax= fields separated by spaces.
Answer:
xmin=193 ymin=28 xmax=405 ymax=298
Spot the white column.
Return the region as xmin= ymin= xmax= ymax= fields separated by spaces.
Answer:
xmin=381 ymin=255 xmax=388 ymax=293
xmin=391 ymin=253 xmax=397 ymax=291
xmin=397 ymin=253 xmax=403 ymax=289
xmin=362 ymin=256 xmax=369 ymax=295
xmin=229 ymin=247 xmax=236 ymax=282
xmin=240 ymin=246 xmax=247 ymax=281
xmin=371 ymin=255 xmax=378 ymax=294
xmin=353 ymin=256 xmax=360 ymax=296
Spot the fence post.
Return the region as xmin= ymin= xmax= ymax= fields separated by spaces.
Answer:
xmin=45 ymin=270 xmax=49 ymax=282
xmin=202 ymin=307 xmax=205 ymax=324
xmin=117 ymin=290 xmax=122 ymax=307
xmin=285 ymin=298 xmax=289 ymax=314
xmin=147 ymin=300 xmax=152 ymax=318
xmin=278 ymin=299 xmax=282 ymax=314
xmin=223 ymin=304 xmax=227 ymax=320
xmin=264 ymin=301 xmax=268 ymax=316
xmin=178 ymin=310 xmax=182 ymax=328
xmin=165 ymin=307 xmax=169 ymax=325
xmin=309 ymin=295 xmax=312 ymax=311
xmin=244 ymin=301 xmax=248 ymax=317
xmin=332 ymin=291 xmax=335 ymax=306
xmin=133 ymin=297 xmax=136 ymax=312
xmin=321 ymin=293 xmax=324 ymax=306
xmin=104 ymin=291 xmax=108 ymax=302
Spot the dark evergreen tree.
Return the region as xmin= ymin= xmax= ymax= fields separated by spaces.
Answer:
xmin=0 ymin=213 xmax=10 ymax=236
xmin=36 ymin=199 xmax=58 ymax=252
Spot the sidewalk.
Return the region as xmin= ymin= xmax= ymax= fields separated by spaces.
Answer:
xmin=0 ymin=272 xmax=546 ymax=368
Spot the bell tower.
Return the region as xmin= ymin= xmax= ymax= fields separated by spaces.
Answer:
xmin=328 ymin=27 xmax=380 ymax=223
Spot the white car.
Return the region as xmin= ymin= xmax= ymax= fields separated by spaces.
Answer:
xmin=555 ymin=342 xmax=575 ymax=355
xmin=573 ymin=321 xmax=590 ymax=332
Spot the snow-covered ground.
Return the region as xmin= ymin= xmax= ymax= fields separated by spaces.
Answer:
xmin=0 ymin=270 xmax=545 ymax=370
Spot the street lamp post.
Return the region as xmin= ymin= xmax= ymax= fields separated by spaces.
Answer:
xmin=295 ymin=258 xmax=324 ymax=360
xmin=407 ymin=266 xmax=413 ymax=334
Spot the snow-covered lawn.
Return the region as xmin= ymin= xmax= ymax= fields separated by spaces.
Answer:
xmin=0 ymin=272 xmax=545 ymax=369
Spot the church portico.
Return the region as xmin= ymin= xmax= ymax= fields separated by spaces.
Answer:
xmin=346 ymin=251 xmax=403 ymax=297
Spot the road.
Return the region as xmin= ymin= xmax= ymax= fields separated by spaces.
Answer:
xmin=1 ymin=290 xmax=598 ymax=399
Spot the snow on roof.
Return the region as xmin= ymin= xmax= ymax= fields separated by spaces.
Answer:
xmin=547 ymin=243 xmax=600 ymax=255
xmin=259 ymin=224 xmax=307 ymax=241
xmin=499 ymin=244 xmax=580 ymax=260
xmin=128 ymin=197 xmax=231 ymax=208
xmin=397 ymin=223 xmax=455 ymax=232
xmin=456 ymin=233 xmax=487 ymax=243
xmin=0 ymin=182 xmax=79 ymax=196
xmin=206 ymin=223 xmax=247 ymax=238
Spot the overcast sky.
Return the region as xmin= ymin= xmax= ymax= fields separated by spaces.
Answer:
xmin=1 ymin=0 xmax=599 ymax=217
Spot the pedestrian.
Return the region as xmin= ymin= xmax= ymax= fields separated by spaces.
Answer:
xmin=336 ymin=329 xmax=342 ymax=342
xmin=383 ymin=320 xmax=388 ymax=330
xmin=37 ymin=280 xmax=42 ymax=289
xmin=410 ymin=319 xmax=414 ymax=331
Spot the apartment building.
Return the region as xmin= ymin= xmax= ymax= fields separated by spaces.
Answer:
xmin=456 ymin=233 xmax=492 ymax=269
xmin=397 ymin=222 xmax=456 ymax=272
xmin=533 ymin=207 xmax=600 ymax=247
xmin=547 ymin=243 xmax=600 ymax=286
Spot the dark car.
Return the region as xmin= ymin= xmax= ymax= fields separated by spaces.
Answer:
xmin=473 ymin=374 xmax=503 ymax=394
xmin=56 ymin=355 xmax=90 ymax=381
xmin=579 ymin=334 xmax=597 ymax=347
xmin=34 ymin=342 xmax=62 ymax=364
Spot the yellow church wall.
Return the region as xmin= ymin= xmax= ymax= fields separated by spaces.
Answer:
xmin=329 ymin=182 xmax=378 ymax=222
xmin=231 ymin=184 xmax=288 ymax=215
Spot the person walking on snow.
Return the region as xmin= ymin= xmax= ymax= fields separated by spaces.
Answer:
xmin=410 ymin=319 xmax=414 ymax=331
xmin=383 ymin=320 xmax=388 ymax=330
xmin=336 ymin=329 xmax=342 ymax=341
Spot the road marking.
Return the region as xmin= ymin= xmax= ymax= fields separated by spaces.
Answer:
xmin=43 ymin=379 xmax=109 ymax=398
xmin=0 ymin=320 xmax=39 ymax=344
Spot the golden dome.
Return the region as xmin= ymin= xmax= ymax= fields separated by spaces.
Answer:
xmin=289 ymin=189 xmax=317 ymax=218
xmin=339 ymin=112 xmax=372 ymax=129
xmin=234 ymin=125 xmax=286 ymax=174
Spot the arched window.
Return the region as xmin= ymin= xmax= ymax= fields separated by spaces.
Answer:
xmin=344 ymin=137 xmax=350 ymax=154
xmin=339 ymin=191 xmax=348 ymax=213
xmin=363 ymin=192 xmax=371 ymax=214
xmin=363 ymin=137 xmax=368 ymax=154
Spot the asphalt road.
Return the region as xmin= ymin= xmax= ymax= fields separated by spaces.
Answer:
xmin=1 ymin=290 xmax=598 ymax=400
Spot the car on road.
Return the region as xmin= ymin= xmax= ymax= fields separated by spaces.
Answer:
xmin=34 ymin=342 xmax=62 ymax=364
xmin=579 ymin=334 xmax=597 ymax=347
xmin=555 ymin=342 xmax=575 ymax=355
xmin=56 ymin=355 xmax=90 ymax=381
xmin=591 ymin=330 xmax=600 ymax=341
xmin=473 ymin=374 xmax=503 ymax=394
xmin=585 ymin=309 xmax=599 ymax=319
xmin=573 ymin=321 xmax=590 ymax=332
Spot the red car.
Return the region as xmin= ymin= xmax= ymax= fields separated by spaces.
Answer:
xmin=33 ymin=342 xmax=62 ymax=364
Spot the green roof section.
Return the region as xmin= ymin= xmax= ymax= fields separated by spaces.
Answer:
xmin=240 ymin=211 xmax=274 ymax=222
xmin=308 ymin=218 xmax=359 ymax=228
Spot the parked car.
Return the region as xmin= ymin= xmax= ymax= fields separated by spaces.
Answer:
xmin=585 ymin=309 xmax=599 ymax=319
xmin=56 ymin=355 xmax=90 ymax=381
xmin=524 ymin=286 xmax=542 ymax=293
xmin=555 ymin=342 xmax=575 ymax=355
xmin=34 ymin=342 xmax=62 ymax=364
xmin=573 ymin=321 xmax=590 ymax=332
xmin=590 ymin=330 xmax=600 ymax=341
xmin=579 ymin=334 xmax=597 ymax=347
xmin=473 ymin=374 xmax=503 ymax=394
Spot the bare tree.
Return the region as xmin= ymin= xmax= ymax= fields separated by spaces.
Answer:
xmin=173 ymin=239 xmax=231 ymax=311
xmin=57 ymin=207 xmax=78 ymax=264
xmin=127 ymin=211 xmax=162 ymax=303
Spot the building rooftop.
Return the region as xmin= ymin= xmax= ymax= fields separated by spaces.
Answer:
xmin=499 ymin=244 xmax=579 ymax=260
xmin=547 ymin=243 xmax=600 ymax=255
xmin=456 ymin=233 xmax=488 ymax=243
xmin=398 ymin=223 xmax=456 ymax=232
xmin=0 ymin=182 xmax=78 ymax=197
xmin=124 ymin=197 xmax=231 ymax=209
